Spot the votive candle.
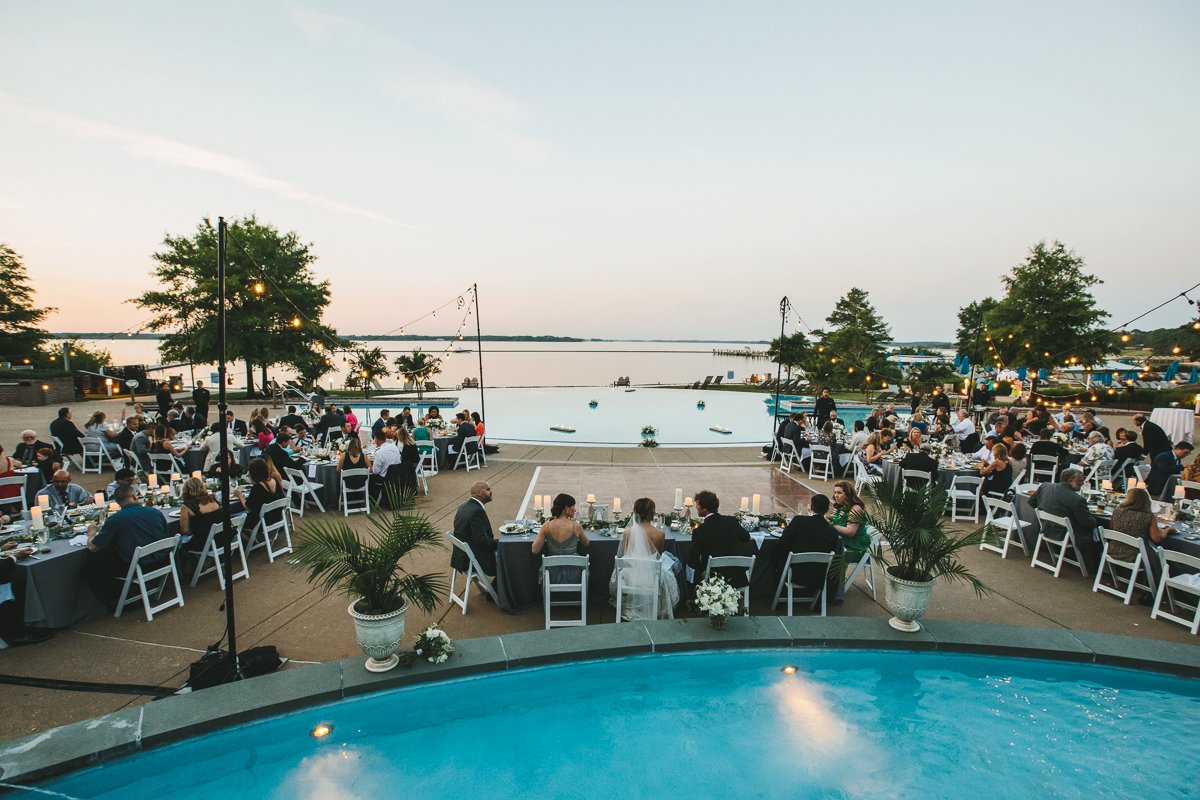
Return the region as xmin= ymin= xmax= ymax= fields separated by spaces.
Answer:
xmin=148 ymin=474 xmax=158 ymax=488
xmin=170 ymin=473 xmax=180 ymax=483
xmin=30 ymin=506 xmax=43 ymax=530
xmin=1176 ymin=485 xmax=1186 ymax=500
xmin=740 ymin=496 xmax=750 ymax=512
xmin=108 ymin=502 xmax=119 ymax=512
xmin=192 ymin=471 xmax=202 ymax=479
xmin=37 ymin=495 xmax=50 ymax=510
xmin=674 ymin=488 xmax=683 ymax=508
xmin=94 ymin=492 xmax=104 ymax=507
xmin=586 ymin=494 xmax=596 ymax=504
xmin=752 ymin=494 xmax=762 ymax=515
xmin=613 ymin=498 xmax=621 ymax=513
xmin=684 ymin=496 xmax=693 ymax=507
xmin=160 ymin=485 xmax=170 ymax=495
xmin=1101 ymin=480 xmax=1113 ymax=492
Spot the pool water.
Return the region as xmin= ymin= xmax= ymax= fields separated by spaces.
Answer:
xmin=42 ymin=649 xmax=1200 ymax=799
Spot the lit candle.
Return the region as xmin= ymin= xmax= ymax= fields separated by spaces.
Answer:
xmin=1176 ymin=485 xmax=1186 ymax=500
xmin=192 ymin=471 xmax=202 ymax=479
xmin=171 ymin=473 xmax=180 ymax=483
xmin=684 ymin=496 xmax=693 ymax=507
xmin=160 ymin=485 xmax=170 ymax=495
xmin=533 ymin=494 xmax=543 ymax=510
xmin=108 ymin=502 xmax=119 ymax=512
xmin=586 ymin=494 xmax=596 ymax=504
xmin=740 ymin=496 xmax=750 ymax=512
xmin=94 ymin=492 xmax=104 ymax=507
xmin=752 ymin=494 xmax=762 ymax=515
xmin=1101 ymin=480 xmax=1113 ymax=492
xmin=148 ymin=474 xmax=158 ymax=488
xmin=674 ymin=488 xmax=683 ymax=508
xmin=613 ymin=497 xmax=621 ymax=513
xmin=30 ymin=506 xmax=43 ymax=530
xmin=37 ymin=495 xmax=50 ymax=510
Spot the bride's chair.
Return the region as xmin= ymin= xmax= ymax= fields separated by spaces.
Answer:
xmin=613 ymin=556 xmax=659 ymax=622
xmin=540 ymin=554 xmax=589 ymax=630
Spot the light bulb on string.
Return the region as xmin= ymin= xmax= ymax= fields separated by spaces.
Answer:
xmin=253 ymin=282 xmax=265 ymax=295
xmin=291 ymin=317 xmax=301 ymax=328
xmin=1173 ymin=345 xmax=1182 ymax=354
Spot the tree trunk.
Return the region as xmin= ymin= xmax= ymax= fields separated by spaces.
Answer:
xmin=244 ymin=360 xmax=256 ymax=397
xmin=260 ymin=364 xmax=268 ymax=393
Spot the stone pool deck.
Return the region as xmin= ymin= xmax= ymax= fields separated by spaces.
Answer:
xmin=0 ymin=398 xmax=1196 ymax=754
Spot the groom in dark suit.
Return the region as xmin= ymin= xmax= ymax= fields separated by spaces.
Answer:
xmin=451 ymin=481 xmax=497 ymax=578
xmin=686 ymin=490 xmax=754 ymax=588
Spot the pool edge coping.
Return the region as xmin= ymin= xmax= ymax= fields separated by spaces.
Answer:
xmin=1 ymin=618 xmax=1197 ymax=786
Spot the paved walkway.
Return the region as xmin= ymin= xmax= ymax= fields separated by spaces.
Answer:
xmin=0 ymin=398 xmax=1196 ymax=742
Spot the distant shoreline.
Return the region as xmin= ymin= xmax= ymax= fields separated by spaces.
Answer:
xmin=51 ymin=333 xmax=949 ymax=347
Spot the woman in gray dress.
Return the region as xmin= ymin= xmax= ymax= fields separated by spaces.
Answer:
xmin=532 ymin=493 xmax=590 ymax=582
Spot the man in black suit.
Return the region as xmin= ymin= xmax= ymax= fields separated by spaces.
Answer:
xmin=224 ymin=410 xmax=248 ymax=438
xmin=1133 ymin=414 xmax=1173 ymax=460
xmin=814 ymin=388 xmax=837 ymax=427
xmin=278 ymin=405 xmax=305 ymax=431
xmin=14 ymin=430 xmax=53 ymax=464
xmin=155 ymin=382 xmax=174 ymax=419
xmin=371 ymin=410 xmax=391 ymax=440
xmin=686 ymin=490 xmax=754 ymax=588
xmin=1029 ymin=428 xmax=1067 ymax=470
xmin=192 ymin=381 xmax=211 ymax=421
xmin=448 ymin=413 xmax=479 ymax=466
xmin=265 ymin=432 xmax=305 ymax=477
xmin=899 ymin=443 xmax=939 ymax=488
xmin=49 ymin=407 xmax=84 ymax=457
xmin=775 ymin=494 xmax=842 ymax=596
xmin=1148 ymin=442 xmax=1192 ymax=498
xmin=316 ymin=405 xmax=342 ymax=440
xmin=451 ymin=481 xmax=497 ymax=579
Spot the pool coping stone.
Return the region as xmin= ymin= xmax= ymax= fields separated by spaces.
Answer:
xmin=3 ymin=617 xmax=1198 ymax=787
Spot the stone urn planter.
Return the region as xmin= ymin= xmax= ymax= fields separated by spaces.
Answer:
xmin=348 ymin=600 xmax=408 ymax=672
xmin=883 ymin=568 xmax=935 ymax=633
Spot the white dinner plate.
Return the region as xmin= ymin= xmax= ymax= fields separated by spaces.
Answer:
xmin=168 ymin=510 xmax=181 ymax=519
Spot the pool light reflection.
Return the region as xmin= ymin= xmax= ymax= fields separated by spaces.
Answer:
xmin=781 ymin=665 xmax=797 ymax=675
xmin=311 ymin=723 xmax=333 ymax=739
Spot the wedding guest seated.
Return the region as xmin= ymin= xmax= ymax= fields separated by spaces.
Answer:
xmin=857 ymin=432 xmax=886 ymax=477
xmin=207 ymin=450 xmax=244 ymax=481
xmin=1009 ymin=442 xmax=1028 ymax=481
xmin=225 ymin=410 xmax=249 ymax=438
xmin=116 ymin=416 xmax=142 ymax=454
xmin=774 ymin=494 xmax=842 ymax=599
xmin=49 ymin=407 xmax=85 ymax=457
xmin=178 ymin=477 xmax=220 ymax=548
xmin=451 ymin=481 xmax=497 ymax=586
xmin=293 ymin=421 xmax=313 ymax=446
xmin=14 ymin=430 xmax=51 ymax=464
xmin=84 ymin=412 xmax=123 ymax=458
xmin=1112 ymin=429 xmax=1143 ymax=480
xmin=763 ymin=414 xmax=792 ymax=460
xmin=371 ymin=409 xmax=391 ymax=440
xmin=316 ymin=405 xmax=344 ymax=440
xmin=342 ymin=405 xmax=359 ymax=433
xmin=848 ymin=420 xmax=869 ymax=451
xmin=532 ymin=492 xmax=591 ymax=584
xmin=84 ymin=484 xmax=169 ymax=610
xmin=472 ymin=412 xmax=487 ymax=447
xmin=605 ymin=497 xmax=681 ymax=619
xmin=1107 ymin=487 xmax=1174 ymax=603
xmin=899 ymin=443 xmax=939 ymax=487
xmin=368 ymin=430 xmax=401 ymax=500
xmin=1147 ymin=441 xmax=1193 ymax=498
xmin=448 ymin=413 xmax=479 ymax=464
xmin=979 ymin=443 xmax=1014 ymax=497
xmin=106 ymin=468 xmax=138 ymax=501
xmin=952 ymin=410 xmax=978 ymax=453
xmin=36 ymin=470 xmax=94 ymax=509
xmin=396 ymin=427 xmax=421 ymax=496
xmin=251 ymin=417 xmax=275 ymax=452
xmin=685 ymin=490 xmax=753 ymax=589
xmin=420 ymin=406 xmax=443 ymax=427
xmin=236 ymin=458 xmax=284 ymax=536
xmin=278 ymin=405 xmax=305 ymax=432
xmin=973 ymin=433 xmax=1000 ymax=464
xmin=1029 ymin=468 xmax=1100 ymax=571
xmin=901 ymin=428 xmax=923 ymax=451
xmin=150 ymin=424 xmax=186 ymax=461
xmin=398 ymin=407 xmax=415 ymax=428
xmin=199 ymin=422 xmax=240 ymax=472
xmin=1079 ymin=431 xmax=1114 ymax=471
xmin=181 ymin=405 xmax=207 ymax=432
xmin=266 ymin=431 xmax=304 ymax=476
xmin=909 ymin=411 xmax=928 ymax=435
xmin=32 ymin=446 xmax=60 ymax=483
xmin=1030 ymin=428 xmax=1067 ymax=469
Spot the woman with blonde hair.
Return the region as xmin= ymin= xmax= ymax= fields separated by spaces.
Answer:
xmin=178 ymin=476 xmax=220 ymax=548
xmin=857 ymin=432 xmax=886 ymax=477
xmin=979 ymin=442 xmax=1013 ymax=497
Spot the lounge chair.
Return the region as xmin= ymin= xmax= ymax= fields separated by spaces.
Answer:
xmin=690 ymin=380 xmax=702 ymax=389
xmin=710 ymin=375 xmax=723 ymax=387
xmin=699 ymin=376 xmax=713 ymax=389
xmin=282 ymin=380 xmax=308 ymax=401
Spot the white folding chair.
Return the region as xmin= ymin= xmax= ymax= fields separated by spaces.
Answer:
xmin=52 ymin=435 xmax=77 ymax=472
xmin=852 ymin=457 xmax=883 ymax=494
xmin=148 ymin=453 xmax=180 ymax=483
xmin=417 ymin=444 xmax=439 ymax=477
xmin=247 ymin=498 xmax=294 ymax=563
xmin=81 ymin=436 xmax=115 ymax=474
xmin=809 ymin=444 xmax=834 ymax=482
xmin=540 ymin=554 xmax=589 ymax=629
xmin=777 ymin=440 xmax=798 ymax=475
xmin=414 ymin=461 xmax=430 ymax=496
xmin=1031 ymin=510 xmax=1089 ymax=578
xmin=452 ymin=436 xmax=482 ymax=472
xmin=1151 ymin=550 xmax=1200 ymax=635
xmin=1029 ymin=454 xmax=1059 ymax=484
xmin=901 ymin=469 xmax=932 ymax=492
xmin=122 ymin=448 xmax=148 ymax=481
xmin=1092 ymin=528 xmax=1155 ymax=604
xmin=284 ymin=466 xmax=326 ymax=516
xmin=948 ymin=475 xmax=984 ymax=522
xmin=189 ymin=517 xmax=249 ymax=588
xmin=340 ymin=468 xmax=371 ymax=516
xmin=613 ymin=556 xmax=660 ymax=622
xmin=447 ymin=532 xmax=499 ymax=614
xmin=773 ymin=551 xmax=835 ymax=616
xmin=114 ymin=534 xmax=184 ymax=621
xmin=707 ymin=555 xmax=756 ymax=616
xmin=981 ymin=496 xmax=1033 ymax=558
xmin=843 ymin=527 xmax=885 ymax=600
xmin=1084 ymin=458 xmax=1117 ymax=491
xmin=0 ymin=475 xmax=28 ymax=516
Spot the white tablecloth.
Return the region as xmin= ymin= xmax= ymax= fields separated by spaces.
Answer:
xmin=1150 ymin=407 xmax=1195 ymax=444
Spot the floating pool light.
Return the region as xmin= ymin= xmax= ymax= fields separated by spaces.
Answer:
xmin=311 ymin=724 xmax=332 ymax=739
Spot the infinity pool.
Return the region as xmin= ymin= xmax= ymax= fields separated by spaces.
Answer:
xmin=41 ymin=649 xmax=1200 ymax=799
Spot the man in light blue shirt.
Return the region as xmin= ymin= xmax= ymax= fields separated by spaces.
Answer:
xmin=35 ymin=470 xmax=94 ymax=509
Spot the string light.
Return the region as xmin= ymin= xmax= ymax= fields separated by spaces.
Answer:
xmin=253 ymin=282 xmax=265 ymax=295
xmin=291 ymin=317 xmax=301 ymax=328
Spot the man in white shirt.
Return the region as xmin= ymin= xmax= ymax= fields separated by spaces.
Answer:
xmin=952 ymin=410 xmax=975 ymax=442
xmin=368 ymin=431 xmax=401 ymax=501
xmin=974 ymin=434 xmax=1000 ymax=464
xmin=200 ymin=423 xmax=243 ymax=472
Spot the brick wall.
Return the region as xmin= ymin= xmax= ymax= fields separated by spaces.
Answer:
xmin=0 ymin=375 xmax=75 ymax=406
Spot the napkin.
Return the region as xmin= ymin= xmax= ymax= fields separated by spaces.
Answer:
xmin=750 ymin=532 xmax=766 ymax=548
xmin=308 ymin=464 xmax=318 ymax=478
xmin=69 ymin=534 xmax=88 ymax=548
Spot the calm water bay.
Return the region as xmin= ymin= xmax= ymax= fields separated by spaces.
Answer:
xmin=77 ymin=339 xmax=772 ymax=390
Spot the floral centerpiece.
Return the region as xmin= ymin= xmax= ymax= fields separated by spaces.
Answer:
xmin=831 ymin=421 xmax=846 ymax=436
xmin=695 ymin=573 xmax=741 ymax=629
xmin=427 ymin=417 xmax=448 ymax=432
xmin=641 ymin=424 xmax=658 ymax=436
xmin=410 ymin=624 xmax=454 ymax=664
xmin=1051 ymin=430 xmax=1070 ymax=446
xmin=930 ymin=441 xmax=954 ymax=461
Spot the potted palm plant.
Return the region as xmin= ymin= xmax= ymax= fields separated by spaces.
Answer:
xmin=293 ymin=498 xmax=445 ymax=672
xmin=858 ymin=482 xmax=990 ymax=632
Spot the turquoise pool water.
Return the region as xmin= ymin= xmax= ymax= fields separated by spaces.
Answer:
xmin=39 ymin=649 xmax=1200 ymax=799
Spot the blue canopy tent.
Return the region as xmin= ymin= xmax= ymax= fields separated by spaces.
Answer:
xmin=1095 ymin=372 xmax=1112 ymax=386
xmin=1123 ymin=370 xmax=1139 ymax=382
xmin=959 ymin=357 xmax=971 ymax=376
xmin=953 ymin=354 xmax=963 ymax=370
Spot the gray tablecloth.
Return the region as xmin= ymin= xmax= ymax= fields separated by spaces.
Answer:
xmin=882 ymin=460 xmax=974 ymax=493
xmin=182 ymin=443 xmax=254 ymax=475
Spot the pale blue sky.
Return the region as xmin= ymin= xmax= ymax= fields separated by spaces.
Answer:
xmin=1 ymin=1 xmax=1197 ymax=340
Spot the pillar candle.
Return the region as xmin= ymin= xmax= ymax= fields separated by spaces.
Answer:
xmin=1101 ymin=480 xmax=1113 ymax=492
xmin=740 ymin=496 xmax=750 ymax=512
xmin=192 ymin=471 xmax=202 ymax=479
xmin=148 ymin=474 xmax=158 ymax=488
xmin=684 ymin=496 xmax=693 ymax=507
xmin=752 ymin=494 xmax=762 ymax=515
xmin=1176 ymin=485 xmax=1186 ymax=500
xmin=108 ymin=502 xmax=119 ymax=512
xmin=37 ymin=495 xmax=50 ymax=510
xmin=533 ymin=494 xmax=543 ymax=510
xmin=586 ymin=494 xmax=596 ymax=504
xmin=171 ymin=473 xmax=181 ymax=483
xmin=160 ymin=485 xmax=170 ymax=495
xmin=30 ymin=506 xmax=43 ymax=530
xmin=674 ymin=488 xmax=683 ymax=508
xmin=613 ymin=497 xmax=621 ymax=513
xmin=94 ymin=492 xmax=104 ymax=507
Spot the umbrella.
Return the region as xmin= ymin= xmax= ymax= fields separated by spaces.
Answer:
xmin=1164 ymin=360 xmax=1180 ymax=380
xmin=1123 ymin=370 xmax=1139 ymax=381
xmin=1017 ymin=367 xmax=1028 ymax=381
xmin=959 ymin=357 xmax=971 ymax=376
xmin=1190 ymin=365 xmax=1199 ymax=384
xmin=1038 ymin=369 xmax=1048 ymax=380
xmin=953 ymin=354 xmax=963 ymax=369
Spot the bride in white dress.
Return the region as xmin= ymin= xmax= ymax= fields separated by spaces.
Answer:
xmin=608 ymin=497 xmax=681 ymax=620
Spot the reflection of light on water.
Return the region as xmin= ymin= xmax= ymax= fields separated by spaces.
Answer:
xmin=275 ymin=748 xmax=395 ymax=800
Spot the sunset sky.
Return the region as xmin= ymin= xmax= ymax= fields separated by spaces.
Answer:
xmin=2 ymin=1 xmax=1198 ymax=341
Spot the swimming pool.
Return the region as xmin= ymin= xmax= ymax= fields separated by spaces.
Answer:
xmin=361 ymin=388 xmax=879 ymax=447
xmin=40 ymin=649 xmax=1200 ymax=799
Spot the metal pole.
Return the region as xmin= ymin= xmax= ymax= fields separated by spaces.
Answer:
xmin=474 ymin=283 xmax=486 ymax=427
xmin=772 ymin=297 xmax=787 ymax=440
xmin=216 ymin=217 xmax=238 ymax=671
xmin=966 ymin=319 xmax=983 ymax=412
xmin=62 ymin=341 xmax=71 ymax=373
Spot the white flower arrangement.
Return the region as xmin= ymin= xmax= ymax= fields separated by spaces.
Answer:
xmin=695 ymin=573 xmax=741 ymax=619
xmin=427 ymin=418 xmax=448 ymax=431
xmin=413 ymin=624 xmax=454 ymax=664
xmin=831 ymin=421 xmax=846 ymax=435
xmin=1051 ymin=431 xmax=1070 ymax=446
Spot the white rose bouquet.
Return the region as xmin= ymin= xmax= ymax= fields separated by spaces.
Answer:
xmin=695 ymin=573 xmax=741 ymax=628
xmin=413 ymin=625 xmax=454 ymax=664
xmin=1051 ymin=431 xmax=1070 ymax=446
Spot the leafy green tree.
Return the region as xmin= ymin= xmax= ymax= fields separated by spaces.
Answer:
xmin=1145 ymin=322 xmax=1200 ymax=362
xmin=48 ymin=338 xmax=112 ymax=372
xmin=767 ymin=331 xmax=810 ymax=378
xmin=293 ymin=349 xmax=335 ymax=391
xmin=0 ymin=243 xmax=53 ymax=365
xmin=346 ymin=347 xmax=391 ymax=389
xmin=982 ymin=241 xmax=1114 ymax=368
xmin=394 ymin=349 xmax=442 ymax=399
xmin=954 ymin=297 xmax=997 ymax=357
xmin=823 ymin=287 xmax=893 ymax=392
xmin=132 ymin=215 xmax=346 ymax=395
